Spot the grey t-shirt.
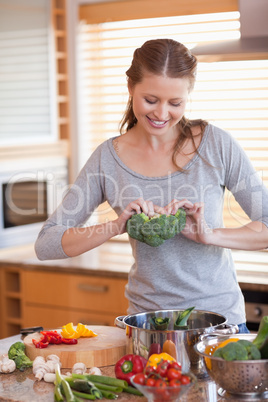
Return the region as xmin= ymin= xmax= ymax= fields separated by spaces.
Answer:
xmin=35 ymin=124 xmax=268 ymax=325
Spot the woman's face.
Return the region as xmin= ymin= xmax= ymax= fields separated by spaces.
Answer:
xmin=129 ymin=73 xmax=190 ymax=137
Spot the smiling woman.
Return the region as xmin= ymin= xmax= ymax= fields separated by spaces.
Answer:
xmin=77 ymin=8 xmax=268 ymax=236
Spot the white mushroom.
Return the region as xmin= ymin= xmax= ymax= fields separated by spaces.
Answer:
xmin=0 ymin=354 xmax=16 ymax=373
xmin=32 ymin=355 xmax=62 ymax=381
xmin=43 ymin=372 xmax=56 ymax=383
xmin=88 ymin=366 xmax=102 ymax=376
xmin=72 ymin=362 xmax=87 ymax=374
xmin=46 ymin=354 xmax=61 ymax=366
xmin=33 ymin=356 xmax=49 ymax=380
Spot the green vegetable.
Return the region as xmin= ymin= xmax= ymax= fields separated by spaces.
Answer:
xmin=150 ymin=316 xmax=170 ymax=330
xmin=237 ymin=339 xmax=261 ymax=360
xmin=94 ymin=383 xmax=123 ymax=393
xmin=123 ymin=385 xmax=143 ymax=396
xmin=54 ymin=383 xmax=64 ymax=402
xmin=55 ymin=364 xmax=79 ymax=402
xmin=253 ymin=315 xmax=268 ymax=358
xmin=7 ymin=341 xmax=33 ymax=371
xmin=213 ymin=340 xmax=261 ymax=361
xmin=213 ymin=341 xmax=248 ymax=361
xmin=126 ymin=209 xmax=186 ymax=247
xmin=95 ymin=389 xmax=118 ymax=399
xmin=72 ymin=390 xmax=96 ymax=400
xmin=72 ymin=374 xmax=128 ymax=389
xmin=65 ymin=378 xmax=102 ymax=399
xmin=174 ymin=306 xmax=195 ymax=330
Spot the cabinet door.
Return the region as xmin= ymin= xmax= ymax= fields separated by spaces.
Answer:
xmin=23 ymin=305 xmax=117 ymax=328
xmin=24 ymin=271 xmax=128 ymax=314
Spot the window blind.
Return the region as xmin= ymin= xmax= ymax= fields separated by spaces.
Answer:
xmin=77 ymin=9 xmax=268 ymax=268
xmin=0 ymin=0 xmax=55 ymax=145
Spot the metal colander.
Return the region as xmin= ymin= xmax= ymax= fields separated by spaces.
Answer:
xmin=194 ymin=333 xmax=268 ymax=397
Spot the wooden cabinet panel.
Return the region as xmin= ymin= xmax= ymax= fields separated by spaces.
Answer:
xmin=23 ymin=305 xmax=118 ymax=328
xmin=24 ymin=271 xmax=128 ymax=314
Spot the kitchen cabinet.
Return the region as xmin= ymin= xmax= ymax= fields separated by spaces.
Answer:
xmin=0 ymin=266 xmax=128 ymax=338
xmin=23 ymin=270 xmax=128 ymax=328
xmin=0 ymin=267 xmax=24 ymax=338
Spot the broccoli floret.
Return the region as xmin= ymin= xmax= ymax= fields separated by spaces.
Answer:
xmin=8 ymin=341 xmax=33 ymax=371
xmin=126 ymin=212 xmax=149 ymax=242
xmin=127 ymin=209 xmax=186 ymax=247
xmin=213 ymin=342 xmax=248 ymax=361
xmin=237 ymin=339 xmax=261 ymax=360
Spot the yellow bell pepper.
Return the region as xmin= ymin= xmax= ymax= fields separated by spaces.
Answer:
xmin=146 ymin=352 xmax=176 ymax=368
xmin=61 ymin=322 xmax=98 ymax=339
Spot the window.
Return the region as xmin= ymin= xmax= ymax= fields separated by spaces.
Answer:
xmin=76 ymin=5 xmax=268 ymax=270
xmin=0 ymin=0 xmax=57 ymax=145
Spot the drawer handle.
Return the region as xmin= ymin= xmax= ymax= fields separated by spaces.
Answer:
xmin=78 ymin=283 xmax=108 ymax=293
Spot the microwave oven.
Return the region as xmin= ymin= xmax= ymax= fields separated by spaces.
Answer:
xmin=0 ymin=164 xmax=68 ymax=248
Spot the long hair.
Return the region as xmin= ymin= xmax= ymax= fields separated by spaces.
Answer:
xmin=119 ymin=39 xmax=207 ymax=171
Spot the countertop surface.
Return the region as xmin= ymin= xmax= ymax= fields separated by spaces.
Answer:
xmin=0 ymin=243 xmax=268 ymax=289
xmin=0 ymin=334 xmax=257 ymax=402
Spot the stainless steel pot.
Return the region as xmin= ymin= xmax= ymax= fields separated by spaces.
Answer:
xmin=115 ymin=309 xmax=238 ymax=376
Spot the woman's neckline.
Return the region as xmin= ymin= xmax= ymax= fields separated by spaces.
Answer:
xmin=108 ymin=125 xmax=209 ymax=180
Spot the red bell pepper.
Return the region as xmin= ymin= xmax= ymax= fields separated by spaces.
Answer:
xmin=32 ymin=330 xmax=78 ymax=348
xmin=115 ymin=354 xmax=147 ymax=385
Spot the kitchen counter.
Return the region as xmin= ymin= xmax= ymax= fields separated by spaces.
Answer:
xmin=0 ymin=243 xmax=268 ymax=288
xmin=0 ymin=243 xmax=267 ymax=338
xmin=0 ymin=334 xmax=250 ymax=402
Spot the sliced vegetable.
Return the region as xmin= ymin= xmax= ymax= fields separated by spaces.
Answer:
xmin=150 ymin=316 xmax=170 ymax=330
xmin=61 ymin=322 xmax=98 ymax=339
xmin=174 ymin=306 xmax=195 ymax=330
xmin=32 ymin=331 xmax=78 ymax=348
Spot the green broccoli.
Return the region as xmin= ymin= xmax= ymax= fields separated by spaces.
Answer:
xmin=237 ymin=339 xmax=261 ymax=360
xmin=8 ymin=341 xmax=33 ymax=371
xmin=126 ymin=209 xmax=186 ymax=247
xmin=213 ymin=341 xmax=248 ymax=361
xmin=213 ymin=339 xmax=261 ymax=361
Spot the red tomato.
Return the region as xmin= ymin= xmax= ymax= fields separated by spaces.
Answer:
xmin=154 ymin=379 xmax=167 ymax=389
xmin=169 ymin=361 xmax=182 ymax=370
xmin=133 ymin=373 xmax=146 ymax=385
xmin=167 ymin=368 xmax=182 ymax=381
xmin=145 ymin=365 xmax=156 ymax=376
xmin=180 ymin=374 xmax=191 ymax=385
xmin=156 ymin=360 xmax=169 ymax=377
xmin=169 ymin=379 xmax=181 ymax=387
xmin=145 ymin=377 xmax=156 ymax=387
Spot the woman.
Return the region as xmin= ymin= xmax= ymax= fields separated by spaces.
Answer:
xmin=35 ymin=39 xmax=268 ymax=333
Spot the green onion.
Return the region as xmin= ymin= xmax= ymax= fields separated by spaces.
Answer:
xmin=94 ymin=383 xmax=123 ymax=393
xmin=97 ymin=389 xmax=118 ymax=399
xmin=123 ymin=385 xmax=143 ymax=396
xmin=72 ymin=390 xmax=96 ymax=400
xmin=71 ymin=374 xmax=128 ymax=389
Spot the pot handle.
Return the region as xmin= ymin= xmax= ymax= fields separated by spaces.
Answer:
xmin=199 ymin=323 xmax=239 ymax=342
xmin=114 ymin=315 xmax=126 ymax=329
xmin=213 ymin=323 xmax=239 ymax=335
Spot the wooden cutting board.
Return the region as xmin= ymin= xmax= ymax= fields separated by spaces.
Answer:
xmin=24 ymin=326 xmax=127 ymax=368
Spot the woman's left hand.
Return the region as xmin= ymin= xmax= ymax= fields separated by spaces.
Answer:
xmin=164 ymin=199 xmax=212 ymax=244
xmin=181 ymin=202 xmax=213 ymax=244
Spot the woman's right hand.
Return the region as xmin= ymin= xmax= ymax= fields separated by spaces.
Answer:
xmin=114 ymin=198 xmax=165 ymax=235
